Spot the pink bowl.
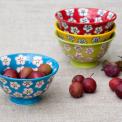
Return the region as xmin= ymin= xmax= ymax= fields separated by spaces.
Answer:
xmin=55 ymin=8 xmax=117 ymax=35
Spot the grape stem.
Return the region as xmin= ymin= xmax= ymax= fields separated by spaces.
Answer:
xmin=90 ymin=73 xmax=94 ymax=78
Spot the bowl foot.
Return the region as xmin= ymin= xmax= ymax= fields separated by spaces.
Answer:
xmin=9 ymin=96 xmax=41 ymax=105
xmin=70 ymin=60 xmax=99 ymax=69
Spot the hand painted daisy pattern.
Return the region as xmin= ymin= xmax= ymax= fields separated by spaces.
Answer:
xmin=57 ymin=12 xmax=63 ymax=19
xmin=2 ymin=86 xmax=11 ymax=94
xmin=35 ymin=81 xmax=44 ymax=88
xmin=63 ymin=44 xmax=71 ymax=51
xmin=105 ymin=22 xmax=113 ymax=29
xmin=74 ymin=45 xmax=82 ymax=52
xmin=15 ymin=55 xmax=26 ymax=65
xmin=85 ymin=47 xmax=94 ymax=54
xmin=92 ymin=37 xmax=100 ymax=43
xmin=68 ymin=18 xmax=76 ymax=22
xmin=70 ymin=27 xmax=80 ymax=34
xmin=101 ymin=43 xmax=108 ymax=50
xmin=94 ymin=17 xmax=102 ymax=23
xmin=32 ymin=56 xmax=43 ymax=67
xmin=80 ymin=17 xmax=89 ymax=23
xmin=0 ymin=78 xmax=7 ymax=84
xmin=67 ymin=35 xmax=74 ymax=42
xmin=23 ymin=88 xmax=33 ymax=95
xmin=97 ymin=9 xmax=106 ymax=16
xmin=94 ymin=26 xmax=103 ymax=34
xmin=83 ymin=25 xmax=93 ymax=32
xmin=107 ymin=12 xmax=114 ymax=20
xmin=23 ymin=81 xmax=33 ymax=87
xmin=65 ymin=9 xmax=74 ymax=16
xmin=75 ymin=52 xmax=83 ymax=60
xmin=13 ymin=92 xmax=23 ymax=98
xmin=0 ymin=56 xmax=11 ymax=66
xmin=33 ymin=91 xmax=43 ymax=97
xmin=10 ymin=82 xmax=20 ymax=90
xmin=61 ymin=22 xmax=68 ymax=29
xmin=78 ymin=8 xmax=88 ymax=16
xmin=78 ymin=39 xmax=87 ymax=44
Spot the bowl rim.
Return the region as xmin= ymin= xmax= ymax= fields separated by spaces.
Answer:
xmin=55 ymin=22 xmax=116 ymax=38
xmin=55 ymin=8 xmax=117 ymax=25
xmin=0 ymin=53 xmax=59 ymax=81
xmin=56 ymin=32 xmax=115 ymax=46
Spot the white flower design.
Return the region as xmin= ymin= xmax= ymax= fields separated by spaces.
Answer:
xmin=107 ymin=12 xmax=114 ymax=20
xmin=15 ymin=55 xmax=26 ymax=65
xmin=97 ymin=9 xmax=106 ymax=16
xmin=32 ymin=56 xmax=43 ymax=67
xmin=94 ymin=26 xmax=103 ymax=34
xmin=67 ymin=35 xmax=74 ymax=42
xmin=2 ymin=86 xmax=11 ymax=94
xmin=75 ymin=52 xmax=83 ymax=60
xmin=16 ymin=66 xmax=24 ymax=73
xmin=57 ymin=12 xmax=63 ymax=19
xmin=23 ymin=81 xmax=33 ymax=87
xmin=78 ymin=8 xmax=88 ymax=16
xmin=78 ymin=39 xmax=87 ymax=44
xmin=105 ymin=22 xmax=113 ymax=29
xmin=95 ymin=17 xmax=102 ymax=23
xmin=61 ymin=22 xmax=68 ymax=29
xmin=68 ymin=18 xmax=76 ymax=22
xmin=23 ymin=88 xmax=33 ymax=95
xmin=74 ymin=45 xmax=82 ymax=52
xmin=0 ymin=56 xmax=11 ymax=66
xmin=83 ymin=25 xmax=93 ymax=32
xmin=65 ymin=9 xmax=74 ymax=16
xmin=10 ymin=82 xmax=20 ymax=90
xmin=33 ymin=91 xmax=43 ymax=97
xmin=85 ymin=48 xmax=94 ymax=54
xmin=0 ymin=78 xmax=7 ymax=84
xmin=92 ymin=37 xmax=100 ymax=43
xmin=64 ymin=44 xmax=71 ymax=51
xmin=80 ymin=17 xmax=89 ymax=23
xmin=13 ymin=92 xmax=23 ymax=98
xmin=70 ymin=27 xmax=80 ymax=34
xmin=35 ymin=81 xmax=44 ymax=88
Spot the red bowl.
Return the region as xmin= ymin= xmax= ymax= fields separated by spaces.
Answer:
xmin=55 ymin=8 xmax=117 ymax=35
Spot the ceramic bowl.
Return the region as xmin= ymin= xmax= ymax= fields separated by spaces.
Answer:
xmin=55 ymin=22 xmax=115 ymax=44
xmin=55 ymin=8 xmax=117 ymax=35
xmin=56 ymin=32 xmax=115 ymax=68
xmin=0 ymin=53 xmax=59 ymax=105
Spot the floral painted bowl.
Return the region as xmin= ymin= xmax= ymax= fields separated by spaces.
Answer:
xmin=55 ymin=8 xmax=117 ymax=35
xmin=0 ymin=53 xmax=59 ymax=105
xmin=56 ymin=32 xmax=115 ymax=68
xmin=55 ymin=22 xmax=115 ymax=44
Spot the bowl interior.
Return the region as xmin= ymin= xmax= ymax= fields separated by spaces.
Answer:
xmin=0 ymin=53 xmax=59 ymax=80
xmin=55 ymin=8 xmax=116 ymax=24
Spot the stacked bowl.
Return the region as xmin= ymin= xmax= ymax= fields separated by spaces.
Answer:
xmin=55 ymin=8 xmax=117 ymax=68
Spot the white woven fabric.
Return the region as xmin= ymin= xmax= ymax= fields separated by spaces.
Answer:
xmin=0 ymin=0 xmax=121 ymax=122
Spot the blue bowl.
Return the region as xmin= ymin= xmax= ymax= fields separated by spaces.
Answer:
xmin=0 ymin=53 xmax=59 ymax=105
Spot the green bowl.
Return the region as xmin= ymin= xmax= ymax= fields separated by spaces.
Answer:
xmin=56 ymin=32 xmax=115 ymax=68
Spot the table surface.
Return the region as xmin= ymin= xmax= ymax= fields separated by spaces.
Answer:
xmin=0 ymin=0 xmax=122 ymax=122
